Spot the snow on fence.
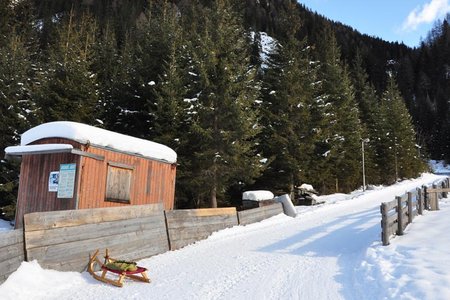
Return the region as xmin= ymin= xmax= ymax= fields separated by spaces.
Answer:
xmin=381 ymin=178 xmax=450 ymax=246
xmin=0 ymin=229 xmax=24 ymax=282
xmin=23 ymin=203 xmax=168 ymax=272
xmin=237 ymin=203 xmax=283 ymax=225
xmin=165 ymin=208 xmax=238 ymax=250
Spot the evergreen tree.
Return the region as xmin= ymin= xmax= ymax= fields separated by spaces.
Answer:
xmin=379 ymin=76 xmax=425 ymax=182
xmin=34 ymin=11 xmax=99 ymax=124
xmin=313 ymin=25 xmax=363 ymax=193
xmin=257 ymin=2 xmax=317 ymax=196
xmin=351 ymin=51 xmax=383 ymax=185
xmin=0 ymin=29 xmax=36 ymax=219
xmin=182 ymin=0 xmax=262 ymax=208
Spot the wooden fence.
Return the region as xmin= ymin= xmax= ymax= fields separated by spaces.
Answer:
xmin=0 ymin=202 xmax=285 ymax=282
xmin=165 ymin=208 xmax=238 ymax=250
xmin=0 ymin=229 xmax=24 ymax=282
xmin=237 ymin=203 xmax=283 ymax=225
xmin=381 ymin=178 xmax=450 ymax=246
xmin=24 ymin=203 xmax=168 ymax=272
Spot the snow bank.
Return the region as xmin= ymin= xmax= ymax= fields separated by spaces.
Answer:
xmin=0 ymin=260 xmax=87 ymax=300
xmin=20 ymin=121 xmax=177 ymax=163
xmin=242 ymin=190 xmax=274 ymax=201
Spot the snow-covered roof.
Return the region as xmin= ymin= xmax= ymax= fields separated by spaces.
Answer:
xmin=20 ymin=121 xmax=177 ymax=163
xmin=242 ymin=190 xmax=274 ymax=201
xmin=5 ymin=144 xmax=73 ymax=155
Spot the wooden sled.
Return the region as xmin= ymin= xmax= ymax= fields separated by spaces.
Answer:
xmin=88 ymin=249 xmax=151 ymax=287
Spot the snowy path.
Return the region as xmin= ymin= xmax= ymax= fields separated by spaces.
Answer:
xmin=1 ymin=173 xmax=448 ymax=300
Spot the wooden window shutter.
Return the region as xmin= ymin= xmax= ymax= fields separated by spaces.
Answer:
xmin=105 ymin=163 xmax=133 ymax=203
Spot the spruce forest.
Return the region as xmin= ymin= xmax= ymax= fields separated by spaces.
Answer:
xmin=0 ymin=0 xmax=448 ymax=214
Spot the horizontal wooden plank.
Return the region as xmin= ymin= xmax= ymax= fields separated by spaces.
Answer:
xmin=24 ymin=203 xmax=164 ymax=231
xmin=0 ymin=255 xmax=24 ymax=277
xmin=165 ymin=214 xmax=238 ymax=229
xmin=238 ymin=206 xmax=283 ymax=225
xmin=167 ymin=223 xmax=232 ymax=238
xmin=385 ymin=213 xmax=397 ymax=225
xmin=426 ymin=188 xmax=450 ymax=193
xmin=25 ymin=214 xmax=166 ymax=249
xmin=0 ymin=230 xmax=23 ymax=248
xmin=382 ymin=200 xmax=398 ymax=212
xmin=37 ymin=241 xmax=168 ymax=272
xmin=165 ymin=207 xmax=236 ymax=218
xmin=27 ymin=230 xmax=168 ymax=268
xmin=170 ymin=237 xmax=203 ymax=250
xmin=397 ymin=194 xmax=408 ymax=202
xmin=387 ymin=222 xmax=397 ymax=237
xmin=401 ymin=216 xmax=408 ymax=229
xmin=27 ymin=228 xmax=168 ymax=260
xmin=0 ymin=243 xmax=24 ymax=263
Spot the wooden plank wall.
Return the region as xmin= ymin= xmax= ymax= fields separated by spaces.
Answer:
xmin=23 ymin=204 xmax=168 ymax=272
xmin=0 ymin=229 xmax=25 ymax=283
xmin=15 ymin=138 xmax=81 ymax=228
xmin=165 ymin=208 xmax=238 ymax=250
xmin=79 ymin=145 xmax=176 ymax=210
xmin=237 ymin=203 xmax=283 ymax=226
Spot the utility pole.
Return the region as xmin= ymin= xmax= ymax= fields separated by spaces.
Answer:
xmin=361 ymin=138 xmax=369 ymax=191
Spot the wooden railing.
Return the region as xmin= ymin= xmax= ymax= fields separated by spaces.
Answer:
xmin=381 ymin=178 xmax=450 ymax=246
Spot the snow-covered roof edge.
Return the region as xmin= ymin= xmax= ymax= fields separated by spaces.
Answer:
xmin=20 ymin=121 xmax=177 ymax=163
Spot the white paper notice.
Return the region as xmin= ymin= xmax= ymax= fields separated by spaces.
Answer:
xmin=48 ymin=171 xmax=59 ymax=192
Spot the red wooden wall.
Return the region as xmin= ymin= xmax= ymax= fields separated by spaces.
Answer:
xmin=14 ymin=143 xmax=80 ymax=228
xmin=78 ymin=144 xmax=176 ymax=210
xmin=14 ymin=138 xmax=176 ymax=228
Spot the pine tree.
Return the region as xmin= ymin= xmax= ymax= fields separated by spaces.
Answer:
xmin=182 ymin=0 xmax=262 ymax=208
xmin=257 ymin=2 xmax=317 ymax=196
xmin=0 ymin=27 xmax=36 ymax=218
xmin=351 ymin=51 xmax=383 ymax=185
xmin=34 ymin=11 xmax=99 ymax=124
xmin=313 ymin=25 xmax=363 ymax=193
xmin=379 ymin=75 xmax=426 ymax=182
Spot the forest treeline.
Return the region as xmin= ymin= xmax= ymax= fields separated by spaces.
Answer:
xmin=1 ymin=0 xmax=446 ymax=214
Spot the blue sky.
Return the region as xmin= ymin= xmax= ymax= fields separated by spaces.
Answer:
xmin=299 ymin=0 xmax=450 ymax=47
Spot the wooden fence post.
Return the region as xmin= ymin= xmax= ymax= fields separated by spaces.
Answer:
xmin=380 ymin=203 xmax=389 ymax=246
xmin=423 ymin=186 xmax=429 ymax=210
xmin=407 ymin=192 xmax=413 ymax=224
xmin=396 ymin=196 xmax=404 ymax=236
xmin=443 ymin=180 xmax=448 ymax=198
xmin=432 ymin=183 xmax=440 ymax=210
xmin=417 ymin=187 xmax=423 ymax=215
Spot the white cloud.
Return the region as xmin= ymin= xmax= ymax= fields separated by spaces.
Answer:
xmin=402 ymin=0 xmax=450 ymax=31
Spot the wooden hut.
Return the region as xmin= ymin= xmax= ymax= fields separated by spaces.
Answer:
xmin=5 ymin=121 xmax=177 ymax=228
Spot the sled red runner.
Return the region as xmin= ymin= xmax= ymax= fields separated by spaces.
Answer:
xmin=88 ymin=249 xmax=151 ymax=287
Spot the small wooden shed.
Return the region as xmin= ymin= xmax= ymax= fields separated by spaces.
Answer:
xmin=5 ymin=121 xmax=177 ymax=228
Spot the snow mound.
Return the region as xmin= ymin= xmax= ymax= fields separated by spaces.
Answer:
xmin=242 ymin=190 xmax=274 ymax=201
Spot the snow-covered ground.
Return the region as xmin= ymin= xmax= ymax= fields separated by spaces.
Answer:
xmin=1 ymin=173 xmax=449 ymax=300
xmin=429 ymin=159 xmax=450 ymax=174
xmin=0 ymin=219 xmax=13 ymax=231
